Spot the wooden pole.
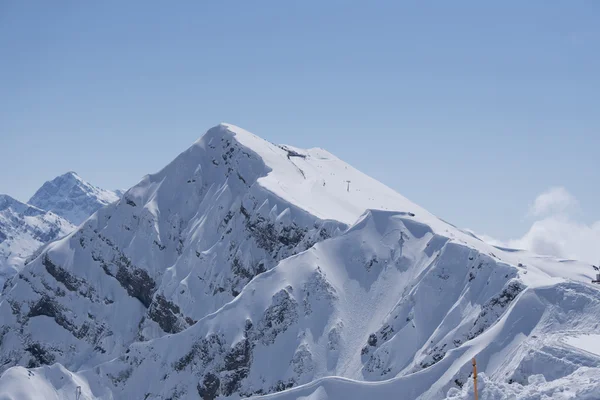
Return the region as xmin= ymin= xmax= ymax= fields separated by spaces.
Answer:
xmin=472 ymin=358 xmax=478 ymax=400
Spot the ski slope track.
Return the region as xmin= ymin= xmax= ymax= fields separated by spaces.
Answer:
xmin=1 ymin=124 xmax=599 ymax=400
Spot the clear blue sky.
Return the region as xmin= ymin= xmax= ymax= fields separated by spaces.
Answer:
xmin=1 ymin=1 xmax=598 ymax=240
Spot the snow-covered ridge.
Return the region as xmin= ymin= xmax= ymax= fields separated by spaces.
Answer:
xmin=0 ymin=124 xmax=599 ymax=399
xmin=216 ymin=123 xmax=431 ymax=225
xmin=0 ymin=123 xmax=360 ymax=372
xmin=29 ymin=171 xmax=121 ymax=225
xmin=0 ymin=172 xmax=121 ymax=290
xmin=0 ymin=195 xmax=74 ymax=288
xmin=79 ymin=209 xmax=598 ymax=399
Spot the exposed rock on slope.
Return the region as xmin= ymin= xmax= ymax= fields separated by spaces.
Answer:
xmin=0 ymin=195 xmax=74 ymax=288
xmin=92 ymin=210 xmax=600 ymax=399
xmin=0 ymin=124 xmax=371 ymax=371
xmin=1 ymin=173 xmax=120 ymax=289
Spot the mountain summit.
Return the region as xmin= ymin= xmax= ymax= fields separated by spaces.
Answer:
xmin=0 ymin=124 xmax=599 ymax=400
xmin=28 ymin=171 xmax=121 ymax=225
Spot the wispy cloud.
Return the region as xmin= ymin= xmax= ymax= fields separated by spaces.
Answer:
xmin=479 ymin=187 xmax=600 ymax=264
xmin=528 ymin=187 xmax=579 ymax=218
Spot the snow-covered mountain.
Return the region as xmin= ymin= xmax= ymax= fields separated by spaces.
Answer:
xmin=1 ymin=124 xmax=599 ymax=400
xmin=0 ymin=173 xmax=121 ymax=290
xmin=0 ymin=195 xmax=74 ymax=289
xmin=29 ymin=172 xmax=121 ymax=225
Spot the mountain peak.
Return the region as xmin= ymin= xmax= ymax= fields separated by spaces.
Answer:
xmin=0 ymin=193 xmax=17 ymax=203
xmin=0 ymin=194 xmax=45 ymax=215
xmin=50 ymin=171 xmax=87 ymax=186
xmin=28 ymin=172 xmax=122 ymax=225
xmin=0 ymin=194 xmax=21 ymax=212
xmin=198 ymin=123 xmax=273 ymax=152
xmin=192 ymin=123 xmax=428 ymax=225
xmin=58 ymin=171 xmax=81 ymax=180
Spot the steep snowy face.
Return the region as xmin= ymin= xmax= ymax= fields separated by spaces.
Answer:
xmin=59 ymin=210 xmax=600 ymax=400
xmin=1 ymin=124 xmax=390 ymax=372
xmin=0 ymin=170 xmax=118 ymax=289
xmin=0 ymin=195 xmax=74 ymax=288
xmin=28 ymin=172 xmax=121 ymax=225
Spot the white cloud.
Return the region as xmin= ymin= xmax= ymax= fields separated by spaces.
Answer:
xmin=507 ymin=216 xmax=600 ymax=263
xmin=528 ymin=187 xmax=579 ymax=217
xmin=479 ymin=188 xmax=600 ymax=264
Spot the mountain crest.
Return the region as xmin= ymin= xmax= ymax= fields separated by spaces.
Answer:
xmin=29 ymin=171 xmax=121 ymax=225
xmin=0 ymin=195 xmax=74 ymax=287
xmin=0 ymin=194 xmax=22 ymax=212
xmin=0 ymin=195 xmax=50 ymax=217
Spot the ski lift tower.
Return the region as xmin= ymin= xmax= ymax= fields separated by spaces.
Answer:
xmin=346 ymin=180 xmax=351 ymax=192
xmin=592 ymin=263 xmax=600 ymax=284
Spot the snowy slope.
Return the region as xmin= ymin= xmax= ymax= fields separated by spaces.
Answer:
xmin=0 ymin=124 xmax=356 ymax=372
xmin=29 ymin=172 xmax=121 ymax=225
xmin=1 ymin=124 xmax=599 ymax=400
xmin=0 ymin=364 xmax=111 ymax=400
xmin=85 ymin=210 xmax=600 ymax=399
xmin=0 ymin=172 xmax=120 ymax=289
xmin=0 ymin=195 xmax=74 ymax=288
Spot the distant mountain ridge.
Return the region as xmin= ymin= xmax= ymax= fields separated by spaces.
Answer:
xmin=0 ymin=173 xmax=121 ymax=288
xmin=0 ymin=195 xmax=74 ymax=288
xmin=29 ymin=171 xmax=122 ymax=225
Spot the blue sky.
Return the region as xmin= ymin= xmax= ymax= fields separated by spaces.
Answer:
xmin=1 ymin=1 xmax=598 ymax=244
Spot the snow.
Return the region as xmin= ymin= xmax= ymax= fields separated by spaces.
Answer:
xmin=0 ymin=173 xmax=120 ymax=289
xmin=564 ymin=334 xmax=600 ymax=357
xmin=0 ymin=364 xmax=109 ymax=400
xmin=443 ymin=368 xmax=600 ymax=400
xmin=249 ymin=367 xmax=600 ymax=400
xmin=0 ymin=195 xmax=74 ymax=288
xmin=219 ymin=123 xmax=427 ymax=226
xmin=1 ymin=124 xmax=599 ymax=400
xmin=29 ymin=171 xmax=121 ymax=225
